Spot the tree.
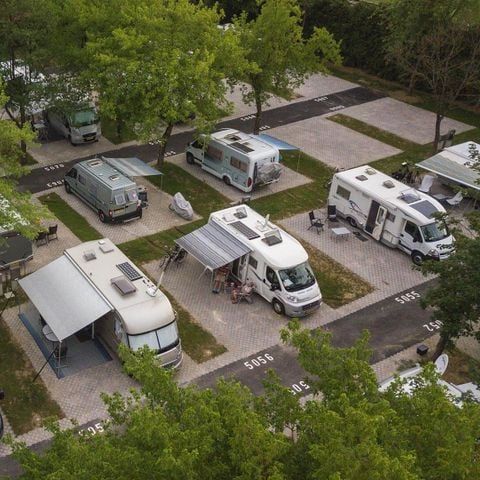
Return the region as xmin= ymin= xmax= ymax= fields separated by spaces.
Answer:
xmin=386 ymin=0 xmax=480 ymax=151
xmin=233 ymin=0 xmax=341 ymax=134
xmin=0 ymin=83 xmax=47 ymax=238
xmin=78 ymin=0 xmax=245 ymax=168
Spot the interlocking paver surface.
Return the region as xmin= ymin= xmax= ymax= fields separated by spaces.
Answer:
xmin=167 ymin=154 xmax=312 ymax=202
xmin=343 ymin=97 xmax=474 ymax=145
xmin=267 ymin=116 xmax=401 ymax=169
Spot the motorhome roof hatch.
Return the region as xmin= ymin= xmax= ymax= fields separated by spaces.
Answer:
xmin=365 ymin=168 xmax=377 ymax=175
xmin=111 ymin=275 xmax=137 ymax=295
xmin=88 ymin=160 xmax=103 ymax=167
xmin=356 ymin=175 xmax=368 ymax=181
xmin=400 ymin=189 xmax=420 ymax=204
xmin=383 ymin=180 xmax=395 ymax=188
xmin=83 ymin=250 xmax=96 ymax=261
xmin=231 ymin=142 xmax=254 ymax=153
xmin=263 ymin=229 xmax=282 ymax=246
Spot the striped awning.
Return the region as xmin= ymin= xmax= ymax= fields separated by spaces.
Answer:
xmin=175 ymin=221 xmax=251 ymax=271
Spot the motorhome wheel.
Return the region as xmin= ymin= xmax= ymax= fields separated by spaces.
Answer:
xmin=186 ymin=152 xmax=194 ymax=165
xmin=411 ymin=251 xmax=424 ymax=266
xmin=99 ymin=211 xmax=107 ymax=223
xmin=68 ymin=135 xmax=76 ymax=146
xmin=65 ymin=182 xmax=72 ymax=194
xmin=223 ymin=175 xmax=231 ymax=186
xmin=347 ymin=217 xmax=357 ymax=228
xmin=272 ymin=298 xmax=285 ymax=315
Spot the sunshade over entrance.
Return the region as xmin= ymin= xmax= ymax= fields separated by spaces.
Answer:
xmin=253 ymin=134 xmax=299 ymax=151
xmin=102 ymin=156 xmax=163 ymax=178
xmin=416 ymin=142 xmax=480 ymax=191
xmin=19 ymin=256 xmax=112 ymax=341
xmin=175 ymin=221 xmax=252 ymax=271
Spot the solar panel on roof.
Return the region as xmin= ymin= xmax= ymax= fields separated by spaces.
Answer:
xmin=410 ymin=200 xmax=438 ymax=218
xmin=229 ymin=221 xmax=260 ymax=240
xmin=231 ymin=141 xmax=254 ymax=153
xmin=116 ymin=262 xmax=143 ymax=281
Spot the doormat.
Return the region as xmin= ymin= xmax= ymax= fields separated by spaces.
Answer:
xmin=352 ymin=231 xmax=368 ymax=242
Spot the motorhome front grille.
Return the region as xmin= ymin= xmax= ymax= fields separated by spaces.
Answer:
xmin=231 ymin=141 xmax=254 ymax=153
xmin=229 ymin=221 xmax=260 ymax=240
xmin=116 ymin=262 xmax=143 ymax=281
xmin=302 ymin=300 xmax=320 ymax=311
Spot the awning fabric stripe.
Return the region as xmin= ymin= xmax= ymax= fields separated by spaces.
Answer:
xmin=19 ymin=256 xmax=112 ymax=341
xmin=102 ymin=156 xmax=163 ymax=177
xmin=175 ymin=222 xmax=252 ymax=271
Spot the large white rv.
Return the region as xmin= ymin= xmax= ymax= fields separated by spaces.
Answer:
xmin=185 ymin=128 xmax=282 ymax=192
xmin=328 ymin=166 xmax=454 ymax=265
xmin=66 ymin=239 xmax=182 ymax=368
xmin=209 ymin=206 xmax=322 ymax=317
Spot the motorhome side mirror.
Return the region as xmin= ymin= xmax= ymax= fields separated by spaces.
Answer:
xmin=270 ymin=284 xmax=279 ymax=292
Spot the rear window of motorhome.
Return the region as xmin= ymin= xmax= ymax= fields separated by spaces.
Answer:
xmin=207 ymin=145 xmax=223 ymax=162
xmin=230 ymin=156 xmax=248 ymax=172
xmin=126 ymin=190 xmax=138 ymax=202
xmin=336 ymin=185 xmax=351 ymax=200
xmin=115 ymin=194 xmax=126 ymax=205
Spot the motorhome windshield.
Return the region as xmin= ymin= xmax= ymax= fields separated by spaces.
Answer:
xmin=71 ymin=110 xmax=98 ymax=128
xmin=128 ymin=321 xmax=179 ymax=354
xmin=421 ymin=222 xmax=449 ymax=242
xmin=278 ymin=262 xmax=316 ymax=292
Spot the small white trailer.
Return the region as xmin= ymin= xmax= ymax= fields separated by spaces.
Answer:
xmin=328 ymin=165 xmax=454 ymax=265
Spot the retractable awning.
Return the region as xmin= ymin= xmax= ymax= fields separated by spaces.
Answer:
xmin=19 ymin=256 xmax=112 ymax=341
xmin=102 ymin=156 xmax=163 ymax=178
xmin=175 ymin=221 xmax=252 ymax=271
xmin=253 ymin=134 xmax=299 ymax=151
xmin=416 ymin=141 xmax=480 ymax=191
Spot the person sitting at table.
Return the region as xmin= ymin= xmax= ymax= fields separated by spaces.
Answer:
xmin=212 ymin=265 xmax=230 ymax=293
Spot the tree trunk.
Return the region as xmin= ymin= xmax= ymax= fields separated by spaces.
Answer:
xmin=156 ymin=123 xmax=174 ymax=169
xmin=433 ymin=112 xmax=444 ymax=153
xmin=19 ymin=104 xmax=28 ymax=165
xmin=431 ymin=334 xmax=449 ymax=362
xmin=253 ymin=94 xmax=262 ymax=135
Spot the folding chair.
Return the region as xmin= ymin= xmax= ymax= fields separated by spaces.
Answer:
xmin=418 ymin=174 xmax=435 ymax=193
xmin=307 ymin=211 xmax=324 ymax=233
xmin=327 ymin=204 xmax=337 ymax=221
xmin=47 ymin=224 xmax=58 ymax=241
xmin=35 ymin=231 xmax=49 ymax=246
xmin=445 ymin=191 xmax=463 ymax=208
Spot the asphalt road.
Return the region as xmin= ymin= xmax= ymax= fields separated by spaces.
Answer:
xmin=17 ymin=86 xmax=384 ymax=194
xmin=193 ymin=280 xmax=437 ymax=395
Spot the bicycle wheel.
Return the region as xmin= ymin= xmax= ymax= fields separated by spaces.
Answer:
xmin=175 ymin=249 xmax=188 ymax=265
xmin=159 ymin=254 xmax=171 ymax=269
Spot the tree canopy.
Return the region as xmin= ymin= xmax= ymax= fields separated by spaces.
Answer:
xmin=233 ymin=0 xmax=341 ymax=133
xmin=8 ymin=326 xmax=480 ymax=479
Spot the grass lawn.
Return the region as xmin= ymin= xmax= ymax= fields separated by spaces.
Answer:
xmin=39 ymin=192 xmax=102 ymax=242
xmin=100 ymin=116 xmax=138 ymax=145
xmin=301 ymin=239 xmax=373 ymax=308
xmin=0 ymin=320 xmax=63 ymax=435
xmin=442 ymin=348 xmax=480 ymax=386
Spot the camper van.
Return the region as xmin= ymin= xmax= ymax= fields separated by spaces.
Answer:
xmin=66 ymin=239 xmax=182 ymax=368
xmin=45 ymin=105 xmax=101 ymax=144
xmin=209 ymin=205 xmax=322 ymax=316
xmin=185 ymin=128 xmax=282 ymax=192
xmin=64 ymin=158 xmax=142 ymax=223
xmin=328 ymin=165 xmax=454 ymax=265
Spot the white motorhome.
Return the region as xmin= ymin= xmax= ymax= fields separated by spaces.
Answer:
xmin=328 ymin=165 xmax=454 ymax=265
xmin=209 ymin=205 xmax=322 ymax=317
xmin=65 ymin=239 xmax=182 ymax=368
xmin=185 ymin=128 xmax=282 ymax=192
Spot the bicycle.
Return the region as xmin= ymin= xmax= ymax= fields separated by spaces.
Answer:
xmin=159 ymin=244 xmax=188 ymax=269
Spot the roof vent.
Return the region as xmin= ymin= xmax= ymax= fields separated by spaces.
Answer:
xmin=263 ymin=229 xmax=282 ymax=246
xmin=383 ymin=180 xmax=395 ymax=189
xmin=83 ymin=250 xmax=96 ymax=261
xmin=234 ymin=206 xmax=247 ymax=219
xmin=356 ymin=175 xmax=368 ymax=181
xmin=365 ymin=168 xmax=377 ymax=175
xmin=109 ymin=174 xmax=120 ymax=181
xmin=111 ymin=275 xmax=137 ymax=295
xmin=88 ymin=160 xmax=103 ymax=167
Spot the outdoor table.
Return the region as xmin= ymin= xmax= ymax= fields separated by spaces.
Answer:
xmin=42 ymin=324 xmax=59 ymax=343
xmin=331 ymin=227 xmax=351 ymax=240
xmin=432 ymin=193 xmax=448 ymax=201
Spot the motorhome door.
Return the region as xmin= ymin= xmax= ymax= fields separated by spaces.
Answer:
xmin=365 ymin=201 xmax=387 ymax=240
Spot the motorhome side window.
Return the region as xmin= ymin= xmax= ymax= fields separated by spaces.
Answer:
xmin=230 ymin=156 xmax=248 ymax=172
xmin=336 ymin=185 xmax=351 ymax=200
xmin=405 ymin=221 xmax=421 ymax=241
xmin=206 ymin=145 xmax=223 ymax=162
xmin=78 ymin=174 xmax=86 ymax=185
xmin=386 ymin=211 xmax=396 ymax=222
xmin=266 ymin=266 xmax=280 ymax=288
xmin=248 ymin=256 xmax=258 ymax=269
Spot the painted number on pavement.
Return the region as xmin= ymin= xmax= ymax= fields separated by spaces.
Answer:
xmin=423 ymin=320 xmax=443 ymax=332
xmin=394 ymin=290 xmax=421 ymax=304
xmin=46 ymin=179 xmax=64 ymax=188
xmin=291 ymin=380 xmax=310 ymax=395
xmin=78 ymin=422 xmax=104 ymax=437
xmin=44 ymin=163 xmax=64 ymax=171
xmin=244 ymin=353 xmax=274 ymax=370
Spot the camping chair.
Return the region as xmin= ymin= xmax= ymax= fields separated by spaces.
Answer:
xmin=307 ymin=211 xmax=324 ymax=234
xmin=418 ymin=174 xmax=435 ymax=193
xmin=327 ymin=204 xmax=337 ymax=221
xmin=47 ymin=224 xmax=58 ymax=241
xmin=445 ymin=191 xmax=463 ymax=208
xmin=35 ymin=231 xmax=48 ymax=246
